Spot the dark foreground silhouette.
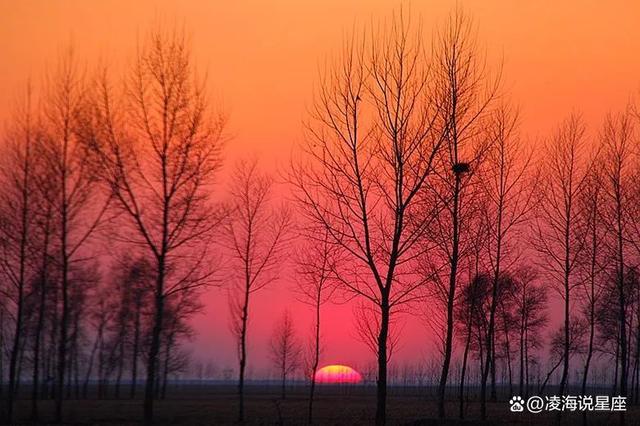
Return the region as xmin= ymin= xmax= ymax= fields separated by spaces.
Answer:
xmin=7 ymin=384 xmax=639 ymax=425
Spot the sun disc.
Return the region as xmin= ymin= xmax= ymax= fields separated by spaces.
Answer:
xmin=314 ymin=364 xmax=362 ymax=384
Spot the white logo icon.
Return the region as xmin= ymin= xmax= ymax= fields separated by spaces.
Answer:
xmin=509 ymin=396 xmax=525 ymax=412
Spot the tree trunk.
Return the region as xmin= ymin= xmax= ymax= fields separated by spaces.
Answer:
xmin=15 ymin=338 xmax=28 ymax=399
xmin=502 ymin=311 xmax=513 ymax=396
xmin=237 ymin=285 xmax=250 ymax=422
xmin=581 ymin=301 xmax=595 ymax=396
xmin=281 ymin=366 xmax=286 ymax=400
xmin=375 ymin=295 xmax=390 ymax=426
xmin=558 ymin=264 xmax=570 ymax=398
xmin=83 ymin=325 xmax=102 ymax=399
xmin=616 ymin=193 xmax=628 ymax=401
xmin=47 ymin=288 xmax=59 ymax=400
xmin=490 ymin=339 xmax=497 ymax=401
xmin=613 ymin=338 xmax=620 ymax=394
xmin=619 ymin=277 xmax=628 ymax=397
xmin=519 ymin=321 xmax=525 ymax=397
xmin=131 ymin=299 xmax=141 ymax=399
xmin=459 ymin=321 xmax=472 ymax=419
xmin=635 ymin=310 xmax=640 ymax=404
xmin=438 ymin=173 xmax=461 ymax=419
xmin=482 ymin=183 xmax=505 ymax=418
xmin=540 ymin=356 xmax=563 ymax=394
xmin=0 ymin=309 xmax=4 ymax=400
xmin=7 ymin=150 xmax=31 ymax=422
xmin=55 ymin=251 xmax=70 ymax=423
xmin=160 ymin=356 xmax=168 ymax=400
xmin=115 ymin=337 xmax=125 ymax=399
xmin=98 ymin=329 xmax=107 ymax=398
xmin=308 ymin=296 xmax=321 ymax=424
xmin=7 ymin=263 xmax=25 ymax=423
xmin=525 ymin=327 xmax=530 ymax=397
xmin=66 ymin=319 xmax=78 ymax=399
xmin=55 ymin=137 xmax=71 ymax=421
xmin=74 ymin=339 xmax=81 ymax=399
xmin=31 ymin=258 xmax=48 ymax=420
xmin=161 ymin=336 xmax=172 ymax=400
xmin=143 ymin=260 xmax=165 ymax=425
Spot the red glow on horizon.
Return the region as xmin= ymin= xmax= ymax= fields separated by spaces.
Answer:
xmin=314 ymin=364 xmax=362 ymax=384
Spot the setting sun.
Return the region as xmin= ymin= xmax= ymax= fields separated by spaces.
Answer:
xmin=314 ymin=365 xmax=363 ymax=384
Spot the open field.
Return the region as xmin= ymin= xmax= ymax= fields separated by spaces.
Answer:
xmin=10 ymin=385 xmax=640 ymax=425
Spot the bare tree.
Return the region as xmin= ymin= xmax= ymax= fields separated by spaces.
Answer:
xmin=116 ymin=254 xmax=154 ymax=398
xmin=353 ymin=301 xmax=403 ymax=365
xmin=497 ymin=282 xmax=517 ymax=395
xmin=539 ymin=317 xmax=585 ymax=394
xmin=108 ymin=255 xmax=154 ymax=399
xmin=629 ymin=104 xmax=640 ymax=403
xmin=595 ymin=271 xmax=627 ymax=391
xmin=511 ymin=266 xmax=548 ymax=397
xmin=158 ymin=287 xmax=200 ymax=399
xmin=81 ymin=27 xmax=225 ymax=423
xmin=26 ymin=125 xmax=61 ymax=417
xmin=479 ymin=104 xmax=534 ymax=417
xmin=294 ymin=229 xmax=337 ymax=424
xmin=426 ymin=9 xmax=499 ymax=418
xmin=291 ymin=11 xmax=446 ymax=424
xmin=599 ymin=111 xmax=635 ymax=402
xmin=269 ymin=310 xmax=302 ymax=399
xmin=39 ymin=48 xmax=108 ymax=422
xmin=533 ymin=113 xmax=587 ymax=398
xmin=29 ymin=194 xmax=56 ymax=420
xmin=577 ymin=157 xmax=606 ymax=401
xmin=447 ymin=184 xmax=488 ymax=420
xmin=225 ymin=159 xmax=290 ymax=422
xmin=0 ymin=85 xmax=41 ymax=422
xmin=454 ymin=272 xmax=490 ymax=419
xmin=80 ymin=278 xmax=111 ymax=399
xmin=112 ymin=280 xmax=132 ymax=398
xmin=0 ymin=87 xmax=61 ymax=420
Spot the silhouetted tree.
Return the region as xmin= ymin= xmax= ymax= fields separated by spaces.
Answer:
xmin=629 ymin=105 xmax=640 ymax=403
xmin=353 ymin=301 xmax=403 ymax=365
xmin=113 ymin=254 xmax=154 ymax=398
xmin=0 ymin=85 xmax=42 ymax=422
xmin=109 ymin=284 xmax=131 ymax=399
xmin=533 ymin=114 xmax=587 ymax=399
xmin=295 ymin=230 xmax=337 ymax=424
xmin=511 ymin=267 xmax=548 ymax=397
xmin=83 ymin=286 xmax=111 ymax=398
xmin=82 ymin=27 xmax=225 ymax=424
xmin=225 ymin=159 xmax=290 ymax=422
xmin=540 ymin=317 xmax=586 ymax=394
xmin=291 ymin=11 xmax=446 ymax=424
xmin=28 ymin=156 xmax=59 ymax=418
xmin=422 ymin=9 xmax=500 ymax=419
xmin=29 ymin=204 xmax=57 ymax=419
xmin=480 ymin=104 xmax=534 ymax=415
xmin=158 ymin=289 xmax=200 ymax=399
xmin=599 ymin=111 xmax=635 ymax=402
xmin=577 ymin=157 xmax=606 ymax=402
xmin=39 ymin=48 xmax=108 ymax=422
xmin=455 ymin=273 xmax=490 ymax=419
xmin=269 ymin=310 xmax=302 ymax=399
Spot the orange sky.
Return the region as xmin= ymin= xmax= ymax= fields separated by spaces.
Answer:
xmin=1 ymin=0 xmax=639 ymax=375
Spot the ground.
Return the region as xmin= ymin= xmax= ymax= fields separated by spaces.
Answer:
xmin=11 ymin=385 xmax=639 ymax=425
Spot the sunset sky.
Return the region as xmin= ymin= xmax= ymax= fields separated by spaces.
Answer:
xmin=1 ymin=0 xmax=639 ymax=375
